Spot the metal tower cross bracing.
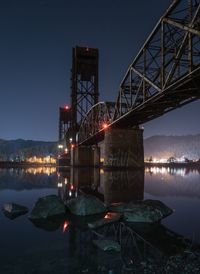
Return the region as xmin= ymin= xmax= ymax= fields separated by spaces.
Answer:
xmin=78 ymin=0 xmax=200 ymax=145
xmin=58 ymin=46 xmax=99 ymax=148
xmin=71 ymin=46 xmax=99 ymax=143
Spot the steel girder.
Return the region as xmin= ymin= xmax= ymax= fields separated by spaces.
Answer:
xmin=79 ymin=0 xmax=200 ymax=145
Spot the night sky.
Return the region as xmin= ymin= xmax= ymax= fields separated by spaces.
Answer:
xmin=0 ymin=0 xmax=200 ymax=141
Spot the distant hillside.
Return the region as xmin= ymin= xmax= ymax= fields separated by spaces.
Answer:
xmin=1 ymin=135 xmax=200 ymax=162
xmin=0 ymin=139 xmax=57 ymax=161
xmin=144 ymin=134 xmax=200 ymax=160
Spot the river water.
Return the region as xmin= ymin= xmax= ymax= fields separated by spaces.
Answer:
xmin=0 ymin=166 xmax=200 ymax=273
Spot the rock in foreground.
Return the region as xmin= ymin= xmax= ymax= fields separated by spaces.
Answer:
xmin=29 ymin=195 xmax=66 ymax=219
xmin=143 ymin=199 xmax=173 ymax=218
xmin=66 ymin=194 xmax=106 ymax=216
xmin=123 ymin=203 xmax=163 ymax=223
xmin=3 ymin=203 xmax=28 ymax=219
xmin=164 ymin=251 xmax=200 ymax=274
xmin=110 ymin=199 xmax=173 ymax=223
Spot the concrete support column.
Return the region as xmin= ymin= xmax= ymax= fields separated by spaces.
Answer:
xmin=103 ymin=128 xmax=144 ymax=168
xmin=71 ymin=145 xmax=100 ymax=167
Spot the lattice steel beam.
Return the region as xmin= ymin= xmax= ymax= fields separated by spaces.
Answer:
xmin=79 ymin=0 xmax=200 ymax=145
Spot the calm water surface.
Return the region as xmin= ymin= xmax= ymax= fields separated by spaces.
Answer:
xmin=0 ymin=166 xmax=200 ymax=273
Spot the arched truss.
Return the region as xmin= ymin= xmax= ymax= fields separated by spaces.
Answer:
xmin=78 ymin=102 xmax=115 ymax=144
xmin=79 ymin=0 xmax=200 ymax=145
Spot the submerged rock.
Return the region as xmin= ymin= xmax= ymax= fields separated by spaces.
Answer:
xmin=3 ymin=203 xmax=28 ymax=219
xmin=88 ymin=212 xmax=122 ymax=229
xmin=93 ymin=239 xmax=121 ymax=252
xmin=29 ymin=195 xmax=66 ymax=219
xmin=66 ymin=194 xmax=106 ymax=216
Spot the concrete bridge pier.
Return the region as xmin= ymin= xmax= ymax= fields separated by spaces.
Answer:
xmin=103 ymin=128 xmax=144 ymax=168
xmin=71 ymin=145 xmax=100 ymax=167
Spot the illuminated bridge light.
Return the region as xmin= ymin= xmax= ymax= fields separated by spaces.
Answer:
xmin=102 ymin=123 xmax=108 ymax=129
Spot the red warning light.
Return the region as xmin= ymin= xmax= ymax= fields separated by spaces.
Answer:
xmin=64 ymin=105 xmax=70 ymax=110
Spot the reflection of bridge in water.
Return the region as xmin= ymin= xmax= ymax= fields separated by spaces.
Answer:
xmin=57 ymin=168 xmax=144 ymax=206
xmin=54 ymin=167 xmax=200 ymax=273
xmin=57 ymin=166 xmax=200 ymax=201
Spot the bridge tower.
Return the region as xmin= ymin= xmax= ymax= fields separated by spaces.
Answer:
xmin=70 ymin=46 xmax=99 ymax=144
xmin=58 ymin=105 xmax=71 ymax=148
xmin=58 ymin=46 xmax=98 ymax=148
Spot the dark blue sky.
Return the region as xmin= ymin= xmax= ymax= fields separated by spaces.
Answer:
xmin=0 ymin=0 xmax=199 ymax=141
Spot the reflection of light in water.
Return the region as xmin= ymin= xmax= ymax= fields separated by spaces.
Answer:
xmin=63 ymin=221 xmax=70 ymax=232
xmin=100 ymin=169 xmax=104 ymax=174
xmin=25 ymin=167 xmax=56 ymax=175
xmin=70 ymin=184 xmax=74 ymax=190
xmin=145 ymin=167 xmax=187 ymax=177
xmin=145 ymin=168 xmax=200 ymax=198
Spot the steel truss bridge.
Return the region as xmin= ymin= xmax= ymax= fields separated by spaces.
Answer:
xmin=79 ymin=0 xmax=200 ymax=145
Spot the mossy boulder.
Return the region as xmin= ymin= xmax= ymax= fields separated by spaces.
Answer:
xmin=29 ymin=195 xmax=66 ymax=219
xmin=66 ymin=194 xmax=106 ymax=216
xmin=109 ymin=199 xmax=173 ymax=223
xmin=123 ymin=203 xmax=163 ymax=223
